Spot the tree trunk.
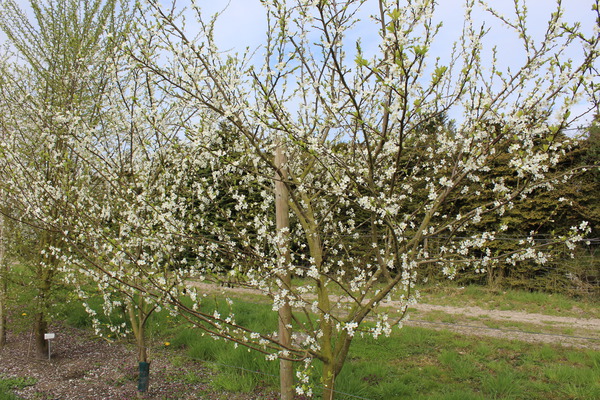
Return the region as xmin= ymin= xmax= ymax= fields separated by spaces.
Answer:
xmin=318 ymin=279 xmax=335 ymax=400
xmin=129 ymin=298 xmax=151 ymax=393
xmin=34 ymin=311 xmax=48 ymax=359
xmin=0 ymin=273 xmax=6 ymax=349
xmin=275 ymin=142 xmax=294 ymax=400
xmin=321 ymin=359 xmax=336 ymax=400
xmin=137 ymin=329 xmax=147 ymax=363
xmin=34 ymin=266 xmax=53 ymax=359
xmin=0 ymin=204 xmax=7 ymax=349
xmin=137 ymin=329 xmax=150 ymax=393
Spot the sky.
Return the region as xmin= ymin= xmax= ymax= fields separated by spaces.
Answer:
xmin=186 ymin=0 xmax=596 ymax=125
xmin=189 ymin=0 xmax=597 ymax=126
xmin=1 ymin=0 xmax=597 ymax=126
xmin=196 ymin=0 xmax=595 ymax=58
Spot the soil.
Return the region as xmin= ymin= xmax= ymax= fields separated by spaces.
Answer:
xmin=1 ymin=286 xmax=598 ymax=399
xmin=0 ymin=323 xmax=279 ymax=400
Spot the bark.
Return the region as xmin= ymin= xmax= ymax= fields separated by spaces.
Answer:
xmin=34 ymin=264 xmax=54 ymax=359
xmin=278 ymin=301 xmax=293 ymax=400
xmin=317 ymin=262 xmax=335 ymax=400
xmin=0 ymin=274 xmax=6 ymax=349
xmin=322 ymin=338 xmax=353 ymax=400
xmin=34 ymin=311 xmax=49 ymax=359
xmin=137 ymin=329 xmax=147 ymax=363
xmin=0 ymin=203 xmax=6 ymax=348
xmin=321 ymin=358 xmax=336 ymax=400
xmin=128 ymin=297 xmax=151 ymax=392
xmin=128 ymin=299 xmax=149 ymax=363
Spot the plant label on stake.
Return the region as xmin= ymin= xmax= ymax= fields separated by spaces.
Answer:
xmin=44 ymin=333 xmax=55 ymax=360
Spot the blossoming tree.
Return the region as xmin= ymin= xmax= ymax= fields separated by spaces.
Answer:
xmin=123 ymin=0 xmax=598 ymax=397
xmin=1 ymin=0 xmax=598 ymax=398
xmin=0 ymin=0 xmax=137 ymax=358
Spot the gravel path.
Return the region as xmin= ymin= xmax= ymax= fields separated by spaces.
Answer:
xmin=413 ymin=303 xmax=600 ymax=330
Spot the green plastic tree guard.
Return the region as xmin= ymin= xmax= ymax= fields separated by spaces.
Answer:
xmin=138 ymin=361 xmax=150 ymax=392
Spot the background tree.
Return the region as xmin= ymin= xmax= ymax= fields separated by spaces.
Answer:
xmin=0 ymin=0 xmax=130 ymax=358
xmin=435 ymin=120 xmax=600 ymax=292
xmin=0 ymin=186 xmax=6 ymax=349
xmin=0 ymin=53 xmax=8 ymax=348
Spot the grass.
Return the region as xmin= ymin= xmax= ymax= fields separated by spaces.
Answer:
xmin=331 ymin=328 xmax=600 ymax=400
xmin=168 ymin=328 xmax=279 ymax=393
xmin=151 ymin=298 xmax=600 ymax=400
xmin=422 ymin=310 xmax=458 ymax=324
xmin=0 ymin=376 xmax=35 ymax=400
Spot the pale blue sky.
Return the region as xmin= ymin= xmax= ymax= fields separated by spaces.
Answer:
xmin=193 ymin=0 xmax=597 ymax=125
xmin=2 ymin=0 xmax=596 ymax=125
xmin=198 ymin=0 xmax=594 ymax=57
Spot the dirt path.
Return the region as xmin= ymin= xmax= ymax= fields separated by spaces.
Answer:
xmin=190 ymin=281 xmax=600 ymax=350
xmin=406 ymin=303 xmax=600 ymax=350
xmin=412 ymin=303 xmax=600 ymax=330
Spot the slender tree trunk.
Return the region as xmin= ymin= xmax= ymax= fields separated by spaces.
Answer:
xmin=319 ymin=308 xmax=336 ymax=400
xmin=137 ymin=326 xmax=148 ymax=363
xmin=128 ymin=297 xmax=151 ymax=393
xmin=300 ymin=214 xmax=335 ymax=400
xmin=137 ymin=328 xmax=150 ymax=395
xmin=34 ymin=311 xmax=48 ymax=358
xmin=321 ymin=358 xmax=336 ymax=400
xmin=0 ymin=272 xmax=6 ymax=349
xmin=275 ymin=142 xmax=294 ymax=400
xmin=34 ymin=266 xmax=53 ymax=359
xmin=0 ymin=203 xmax=7 ymax=348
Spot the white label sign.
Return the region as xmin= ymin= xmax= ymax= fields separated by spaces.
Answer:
xmin=44 ymin=333 xmax=55 ymax=340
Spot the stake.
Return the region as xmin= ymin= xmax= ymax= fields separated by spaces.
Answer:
xmin=44 ymin=333 xmax=55 ymax=360
xmin=275 ymin=141 xmax=294 ymax=400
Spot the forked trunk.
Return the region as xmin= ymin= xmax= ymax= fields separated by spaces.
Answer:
xmin=129 ymin=298 xmax=151 ymax=393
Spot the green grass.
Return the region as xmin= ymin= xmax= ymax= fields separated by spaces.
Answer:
xmin=0 ymin=376 xmax=35 ymax=400
xmin=155 ymin=298 xmax=600 ymax=400
xmin=331 ymin=328 xmax=600 ymax=400
xmin=160 ymin=299 xmax=281 ymax=393
xmin=169 ymin=327 xmax=279 ymax=393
